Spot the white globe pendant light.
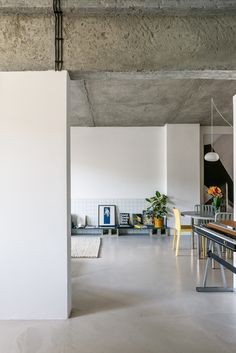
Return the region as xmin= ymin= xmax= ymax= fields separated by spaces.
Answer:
xmin=204 ymin=151 xmax=219 ymax=162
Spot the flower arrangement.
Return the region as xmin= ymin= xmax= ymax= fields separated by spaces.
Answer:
xmin=207 ymin=186 xmax=223 ymax=209
xmin=207 ymin=186 xmax=223 ymax=198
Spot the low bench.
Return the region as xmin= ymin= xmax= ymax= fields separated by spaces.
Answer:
xmin=72 ymin=226 xmax=169 ymax=237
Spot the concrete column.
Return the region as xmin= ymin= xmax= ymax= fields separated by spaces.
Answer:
xmin=0 ymin=71 xmax=71 ymax=319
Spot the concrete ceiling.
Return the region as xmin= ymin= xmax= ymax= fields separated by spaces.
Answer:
xmin=1 ymin=1 xmax=236 ymax=127
xmin=70 ymin=74 xmax=236 ymax=126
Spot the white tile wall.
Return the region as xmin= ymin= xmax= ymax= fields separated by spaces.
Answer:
xmin=71 ymin=199 xmax=148 ymax=226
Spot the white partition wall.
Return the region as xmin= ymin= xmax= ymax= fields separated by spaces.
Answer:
xmin=165 ymin=124 xmax=201 ymax=226
xmin=0 ymin=71 xmax=71 ymax=319
xmin=233 ymin=96 xmax=236 ymax=288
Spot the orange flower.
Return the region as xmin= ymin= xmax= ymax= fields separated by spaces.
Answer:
xmin=207 ymin=186 xmax=223 ymax=198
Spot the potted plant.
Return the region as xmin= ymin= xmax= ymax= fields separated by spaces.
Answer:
xmin=146 ymin=191 xmax=168 ymax=228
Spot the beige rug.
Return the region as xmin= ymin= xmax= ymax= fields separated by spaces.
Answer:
xmin=71 ymin=236 xmax=101 ymax=258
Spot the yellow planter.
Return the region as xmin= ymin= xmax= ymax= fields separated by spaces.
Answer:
xmin=154 ymin=217 xmax=163 ymax=228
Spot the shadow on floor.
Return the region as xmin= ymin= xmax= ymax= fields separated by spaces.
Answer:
xmin=70 ymin=286 xmax=148 ymax=318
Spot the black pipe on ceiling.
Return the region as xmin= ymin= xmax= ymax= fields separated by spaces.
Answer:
xmin=53 ymin=0 xmax=63 ymax=71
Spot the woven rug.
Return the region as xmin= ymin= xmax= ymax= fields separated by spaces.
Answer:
xmin=71 ymin=236 xmax=101 ymax=258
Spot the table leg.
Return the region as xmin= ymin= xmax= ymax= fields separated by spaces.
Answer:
xmin=215 ymin=243 xmax=227 ymax=288
xmin=196 ymin=219 xmax=203 ymax=259
xmin=196 ymin=240 xmax=234 ymax=292
xmin=196 ymin=233 xmax=201 ymax=259
xmin=202 ymin=241 xmax=212 ymax=287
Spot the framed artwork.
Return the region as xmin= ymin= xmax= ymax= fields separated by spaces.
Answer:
xmin=119 ymin=213 xmax=130 ymax=226
xmin=98 ymin=205 xmax=116 ymax=227
xmin=132 ymin=213 xmax=143 ymax=225
xmin=142 ymin=211 xmax=153 ymax=226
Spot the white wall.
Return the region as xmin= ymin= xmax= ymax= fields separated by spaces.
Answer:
xmin=0 ymin=71 xmax=71 ymax=319
xmin=233 ymin=96 xmax=236 ymax=288
xmin=71 ymin=127 xmax=166 ymax=199
xmin=166 ymin=124 xmax=200 ymax=225
xmin=71 ymin=125 xmax=201 ymax=228
xmin=71 ymin=198 xmax=148 ymax=226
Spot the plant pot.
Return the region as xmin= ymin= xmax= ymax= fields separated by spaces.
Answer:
xmin=154 ymin=217 xmax=163 ymax=228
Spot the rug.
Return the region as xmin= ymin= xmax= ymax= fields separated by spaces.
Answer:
xmin=71 ymin=236 xmax=101 ymax=258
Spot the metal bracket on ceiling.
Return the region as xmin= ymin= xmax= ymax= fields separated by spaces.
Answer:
xmin=53 ymin=0 xmax=63 ymax=71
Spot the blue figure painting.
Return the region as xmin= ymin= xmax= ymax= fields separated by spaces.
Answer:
xmin=104 ymin=207 xmax=110 ymax=224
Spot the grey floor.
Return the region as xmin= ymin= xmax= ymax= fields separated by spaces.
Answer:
xmin=1 ymin=235 xmax=236 ymax=353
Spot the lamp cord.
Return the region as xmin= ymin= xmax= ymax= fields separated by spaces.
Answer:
xmin=211 ymin=98 xmax=214 ymax=151
xmin=212 ymin=99 xmax=233 ymax=128
xmin=210 ymin=98 xmax=233 ymax=152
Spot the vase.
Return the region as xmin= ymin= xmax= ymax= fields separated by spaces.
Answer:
xmin=212 ymin=197 xmax=221 ymax=212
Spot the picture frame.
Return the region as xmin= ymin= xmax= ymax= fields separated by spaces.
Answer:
xmin=142 ymin=210 xmax=153 ymax=226
xmin=119 ymin=212 xmax=130 ymax=226
xmin=132 ymin=213 xmax=143 ymax=225
xmin=98 ymin=205 xmax=116 ymax=227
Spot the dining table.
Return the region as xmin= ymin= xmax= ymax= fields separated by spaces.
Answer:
xmin=181 ymin=210 xmax=216 ymax=257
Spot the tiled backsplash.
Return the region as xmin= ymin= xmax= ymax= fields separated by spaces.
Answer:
xmin=71 ymin=199 xmax=148 ymax=226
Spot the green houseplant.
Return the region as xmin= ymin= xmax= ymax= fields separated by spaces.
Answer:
xmin=146 ymin=191 xmax=168 ymax=228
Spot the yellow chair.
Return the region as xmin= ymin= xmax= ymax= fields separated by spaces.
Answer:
xmin=172 ymin=207 xmax=192 ymax=256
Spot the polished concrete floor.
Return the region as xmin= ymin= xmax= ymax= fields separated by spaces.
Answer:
xmin=0 ymin=235 xmax=236 ymax=353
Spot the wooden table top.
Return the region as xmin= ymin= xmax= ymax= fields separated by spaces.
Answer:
xmin=208 ymin=221 xmax=236 ymax=237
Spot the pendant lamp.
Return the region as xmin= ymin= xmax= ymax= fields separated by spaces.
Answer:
xmin=204 ymin=98 xmax=232 ymax=162
xmin=204 ymin=151 xmax=219 ymax=162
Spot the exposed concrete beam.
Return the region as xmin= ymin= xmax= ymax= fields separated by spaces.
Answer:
xmin=63 ymin=15 xmax=236 ymax=72
xmin=0 ymin=1 xmax=52 ymax=14
xmin=0 ymin=15 xmax=54 ymax=71
xmin=71 ymin=70 xmax=236 ymax=81
xmin=1 ymin=1 xmax=236 ymax=15
xmin=1 ymin=13 xmax=236 ymax=72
